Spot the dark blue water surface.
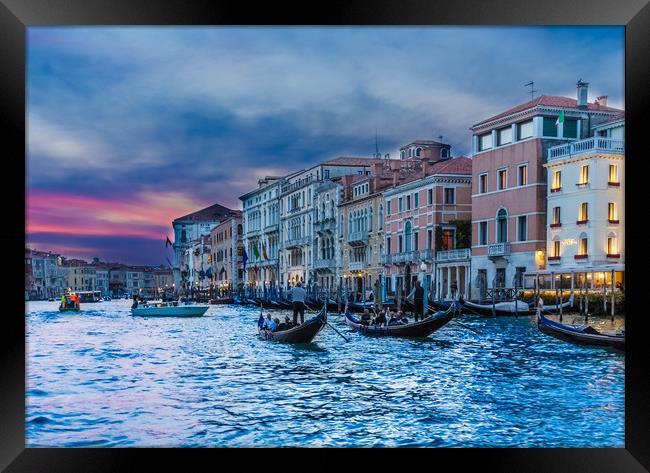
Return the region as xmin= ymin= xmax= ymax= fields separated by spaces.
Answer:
xmin=26 ymin=300 xmax=624 ymax=447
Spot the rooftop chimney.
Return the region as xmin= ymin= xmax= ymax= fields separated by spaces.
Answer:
xmin=576 ymin=79 xmax=589 ymax=108
xmin=595 ymin=95 xmax=608 ymax=107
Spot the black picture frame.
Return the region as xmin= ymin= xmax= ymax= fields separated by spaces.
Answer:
xmin=3 ymin=0 xmax=648 ymax=470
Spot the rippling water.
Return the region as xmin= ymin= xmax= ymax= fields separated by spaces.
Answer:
xmin=26 ymin=300 xmax=624 ymax=447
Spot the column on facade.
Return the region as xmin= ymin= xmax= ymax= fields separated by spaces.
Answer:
xmin=464 ymin=264 xmax=470 ymax=300
xmin=455 ymin=265 xmax=460 ymax=300
xmin=446 ymin=267 xmax=451 ymax=300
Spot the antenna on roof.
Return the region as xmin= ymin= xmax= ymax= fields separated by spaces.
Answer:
xmin=374 ymin=129 xmax=381 ymax=158
xmin=524 ymin=81 xmax=539 ymax=100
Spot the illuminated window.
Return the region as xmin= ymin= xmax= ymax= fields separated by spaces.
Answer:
xmin=608 ymin=202 xmax=617 ymax=221
xmin=578 ymin=202 xmax=589 ymax=222
xmin=518 ymin=164 xmax=527 ymax=186
xmin=579 ymin=165 xmax=589 ymax=185
xmin=552 ymin=207 xmax=561 ymax=225
xmin=608 ymin=164 xmax=619 ymax=184
xmin=579 ymin=237 xmax=588 ymax=256
xmin=553 ymin=240 xmax=560 ymax=257
xmin=479 ymin=173 xmax=488 ymax=193
xmin=552 ymin=170 xmax=562 ymax=191
xmin=497 ymin=169 xmax=507 ymax=190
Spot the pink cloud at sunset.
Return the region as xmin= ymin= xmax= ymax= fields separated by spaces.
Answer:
xmin=27 ymin=190 xmax=212 ymax=241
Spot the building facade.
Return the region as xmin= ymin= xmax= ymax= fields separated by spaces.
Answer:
xmin=25 ymin=249 xmax=67 ymax=299
xmin=171 ymin=203 xmax=239 ymax=291
xmin=382 ymin=148 xmax=472 ymax=302
xmin=312 ymin=179 xmax=342 ymax=294
xmin=210 ymin=213 xmax=243 ymax=292
xmin=526 ymin=115 xmax=625 ymax=292
xmin=469 ymin=82 xmax=623 ymax=301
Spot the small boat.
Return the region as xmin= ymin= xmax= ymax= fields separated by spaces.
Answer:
xmin=462 ymin=299 xmax=531 ymax=316
xmin=527 ymin=294 xmax=575 ymax=313
xmin=345 ymin=303 xmax=457 ymax=338
xmin=258 ymin=305 xmax=327 ymax=343
xmin=59 ymin=293 xmax=80 ymax=312
xmin=347 ymin=301 xmax=376 ymax=313
xmin=537 ymin=312 xmax=624 ymax=351
xmin=131 ymin=301 xmax=209 ymax=317
xmin=59 ymin=305 xmax=80 ymax=312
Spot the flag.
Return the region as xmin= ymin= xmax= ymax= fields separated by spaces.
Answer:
xmin=165 ymin=236 xmax=173 ymax=247
xmin=242 ymin=248 xmax=248 ymax=271
xmin=257 ymin=311 xmax=265 ymax=330
xmin=253 ymin=242 xmax=260 ymax=260
xmin=262 ymin=242 xmax=268 ymax=260
xmin=555 ymin=110 xmax=565 ymax=127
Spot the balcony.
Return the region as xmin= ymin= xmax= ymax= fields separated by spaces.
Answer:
xmin=381 ymin=250 xmax=432 ymax=265
xmin=315 ymin=217 xmax=336 ymax=234
xmin=264 ymin=222 xmax=279 ymax=233
xmin=348 ymin=230 xmax=369 ymax=246
xmin=487 ymin=242 xmax=511 ymax=258
xmin=258 ymin=257 xmax=279 ymax=267
xmin=547 ymin=137 xmax=624 ymax=161
xmin=314 ymin=258 xmax=336 ymax=270
xmin=435 ymin=248 xmax=471 ymax=262
xmin=288 ymin=206 xmax=305 ymax=215
xmin=349 ymin=261 xmax=367 ymax=271
xmin=285 ymin=236 xmax=310 ymax=249
xmin=281 ymin=175 xmax=314 ymax=196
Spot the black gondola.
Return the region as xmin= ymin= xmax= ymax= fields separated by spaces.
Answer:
xmin=258 ymin=305 xmax=328 ymax=343
xmin=345 ymin=303 xmax=457 ymax=338
xmin=537 ymin=312 xmax=624 ymax=351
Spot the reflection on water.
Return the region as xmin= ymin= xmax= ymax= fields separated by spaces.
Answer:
xmin=26 ymin=300 xmax=624 ymax=447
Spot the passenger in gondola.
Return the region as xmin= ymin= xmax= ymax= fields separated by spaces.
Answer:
xmin=388 ymin=310 xmax=406 ymax=326
xmin=360 ymin=309 xmax=372 ymax=326
xmin=372 ymin=310 xmax=387 ymax=327
xmin=262 ymin=313 xmax=277 ymax=332
xmin=272 ymin=318 xmax=281 ymax=332
xmin=283 ymin=315 xmax=294 ymax=330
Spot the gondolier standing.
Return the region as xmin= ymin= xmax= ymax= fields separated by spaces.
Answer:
xmin=291 ymin=281 xmax=307 ymax=326
xmin=407 ymin=280 xmax=425 ymax=322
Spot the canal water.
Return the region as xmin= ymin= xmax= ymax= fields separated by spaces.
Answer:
xmin=26 ymin=300 xmax=624 ymax=447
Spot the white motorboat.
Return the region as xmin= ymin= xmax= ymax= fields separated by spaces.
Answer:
xmin=131 ymin=301 xmax=209 ymax=317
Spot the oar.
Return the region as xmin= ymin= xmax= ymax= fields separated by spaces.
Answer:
xmin=428 ymin=304 xmax=481 ymax=335
xmin=306 ymin=302 xmax=349 ymax=343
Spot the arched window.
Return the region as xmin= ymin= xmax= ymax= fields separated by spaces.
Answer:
xmin=404 ymin=221 xmax=413 ymax=252
xmin=379 ymin=204 xmax=383 ymax=230
xmin=441 ymin=148 xmax=449 ymax=158
xmin=416 ymin=147 xmax=422 ymax=157
xmin=368 ymin=206 xmax=373 ymax=232
xmin=400 ymin=150 xmax=405 ymax=159
xmin=496 ymin=209 xmax=508 ymax=243
xmin=607 ymin=232 xmax=617 ymax=255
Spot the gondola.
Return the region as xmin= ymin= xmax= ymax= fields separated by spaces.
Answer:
xmin=258 ymin=305 xmax=328 ymax=343
xmin=537 ymin=312 xmax=624 ymax=351
xmin=347 ymin=300 xmax=376 ymax=313
xmin=526 ymin=294 xmax=575 ymax=313
xmin=461 ymin=299 xmax=531 ymax=316
xmin=345 ymin=302 xmax=457 ymax=338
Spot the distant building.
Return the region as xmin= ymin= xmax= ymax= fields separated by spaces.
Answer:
xmin=171 ymin=202 xmax=240 ymax=291
xmin=64 ymin=259 xmax=96 ymax=292
xmin=210 ymin=212 xmax=243 ymax=291
xmin=25 ymin=248 xmax=67 ymax=300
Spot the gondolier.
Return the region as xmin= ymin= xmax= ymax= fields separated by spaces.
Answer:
xmin=407 ymin=280 xmax=425 ymax=322
xmin=291 ymin=281 xmax=307 ymax=325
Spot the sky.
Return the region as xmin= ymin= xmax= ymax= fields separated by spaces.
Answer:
xmin=26 ymin=26 xmax=624 ymax=266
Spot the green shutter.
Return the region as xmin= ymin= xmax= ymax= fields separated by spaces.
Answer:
xmin=543 ymin=117 xmax=558 ymax=137
xmin=563 ymin=119 xmax=577 ymax=138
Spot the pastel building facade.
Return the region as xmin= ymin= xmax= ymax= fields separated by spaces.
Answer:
xmin=382 ymin=149 xmax=472 ymax=301
xmin=172 ymin=203 xmax=239 ymax=291
xmin=239 ymin=177 xmax=282 ymax=289
xmin=210 ymin=213 xmax=243 ymax=290
xmin=469 ymin=82 xmax=623 ymax=301
xmin=313 ymin=179 xmax=342 ymax=292
xmin=530 ymin=115 xmax=625 ymax=291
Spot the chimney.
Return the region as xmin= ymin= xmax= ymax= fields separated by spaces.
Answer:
xmin=576 ymin=79 xmax=589 ymax=108
xmin=392 ymin=168 xmax=400 ymax=186
xmin=595 ymin=95 xmax=608 ymax=107
xmin=421 ymin=159 xmax=431 ymax=178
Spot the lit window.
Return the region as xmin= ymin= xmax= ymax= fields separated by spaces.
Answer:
xmin=497 ymin=169 xmax=507 ymax=190
xmin=579 ymin=165 xmax=589 ymax=185
xmin=579 ymin=237 xmax=588 ymax=256
xmin=578 ymin=203 xmax=589 ymax=222
xmin=607 ymin=236 xmax=617 ymax=255
xmin=608 ymin=202 xmax=617 ymax=221
xmin=608 ymin=164 xmax=619 ymax=184
xmin=552 ymin=207 xmax=561 ymax=226
xmin=552 ymin=170 xmax=562 ymax=191
xmin=553 ymin=240 xmax=560 ymax=257
xmin=518 ymin=164 xmax=527 ymax=186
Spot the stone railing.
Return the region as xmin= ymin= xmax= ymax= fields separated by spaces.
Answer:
xmin=349 ymin=261 xmax=367 ymax=271
xmin=348 ymin=231 xmax=369 ymax=244
xmin=488 ymin=242 xmax=511 ymax=257
xmin=547 ymin=137 xmax=624 ymax=161
xmin=285 ymin=236 xmax=310 ymax=248
xmin=314 ymin=258 xmax=336 ymax=269
xmin=436 ymin=248 xmax=471 ymax=262
xmin=381 ymin=249 xmax=433 ymax=265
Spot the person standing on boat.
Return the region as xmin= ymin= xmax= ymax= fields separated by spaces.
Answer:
xmin=407 ymin=280 xmax=425 ymax=322
xmin=291 ymin=281 xmax=306 ymax=326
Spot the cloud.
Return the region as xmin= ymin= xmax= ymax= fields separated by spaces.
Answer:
xmin=26 ymin=26 xmax=624 ymax=263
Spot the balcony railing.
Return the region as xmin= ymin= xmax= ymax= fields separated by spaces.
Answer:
xmin=488 ymin=242 xmax=511 ymax=257
xmin=315 ymin=218 xmax=336 ymax=234
xmin=381 ymin=249 xmax=433 ymax=265
xmin=314 ymin=258 xmax=335 ymax=269
xmin=281 ymin=175 xmax=314 ymax=195
xmin=435 ymin=248 xmax=471 ymax=262
xmin=264 ymin=222 xmax=279 ymax=232
xmin=349 ymin=261 xmax=367 ymax=271
xmin=547 ymin=137 xmax=624 ymax=161
xmin=285 ymin=236 xmax=310 ymax=248
xmin=348 ymin=231 xmax=369 ymax=245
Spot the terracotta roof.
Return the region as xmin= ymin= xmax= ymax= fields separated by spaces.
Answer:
xmin=594 ymin=112 xmax=625 ymax=126
xmin=322 ymin=156 xmax=385 ymax=166
xmin=173 ymin=202 xmax=239 ymax=224
xmin=390 ymin=157 xmax=472 ymax=187
xmin=473 ymin=95 xmax=623 ymax=128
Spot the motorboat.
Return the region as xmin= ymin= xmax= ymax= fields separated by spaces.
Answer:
xmin=131 ymin=301 xmax=209 ymax=317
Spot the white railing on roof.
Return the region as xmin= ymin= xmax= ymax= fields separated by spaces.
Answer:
xmin=547 ymin=137 xmax=624 ymax=161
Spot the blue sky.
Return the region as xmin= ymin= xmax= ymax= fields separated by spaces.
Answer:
xmin=26 ymin=26 xmax=624 ymax=265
